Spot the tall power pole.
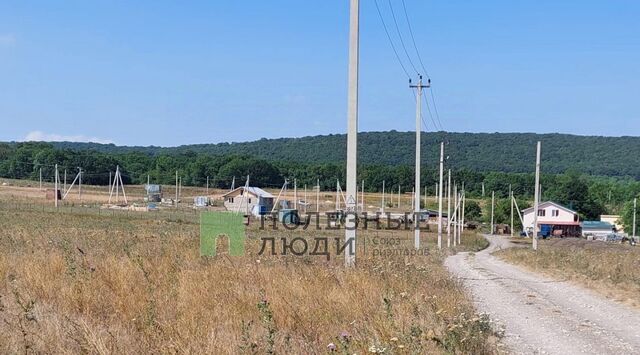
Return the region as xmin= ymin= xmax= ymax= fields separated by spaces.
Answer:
xmin=78 ymin=167 xmax=83 ymax=203
xmin=447 ymin=169 xmax=451 ymax=247
xmin=633 ymin=197 xmax=637 ymax=239
xmin=175 ymin=170 xmax=179 ymax=209
xmin=510 ymin=190 xmax=514 ymax=237
xmin=39 ymin=167 xmax=42 ymax=190
xmin=437 ymin=142 xmax=444 ymax=249
xmin=381 ymin=180 xmax=386 ymax=213
xmin=316 ymin=179 xmax=320 ymax=213
xmin=491 ymin=191 xmax=495 ymax=235
xmin=54 ymin=164 xmax=59 ymax=208
xmin=410 ymin=76 xmax=428 ymax=250
xmin=344 ymin=0 xmax=359 ymax=267
xmin=532 ymin=141 xmax=542 ymax=250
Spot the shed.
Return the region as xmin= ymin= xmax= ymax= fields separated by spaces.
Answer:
xmin=581 ymin=221 xmax=615 ymax=238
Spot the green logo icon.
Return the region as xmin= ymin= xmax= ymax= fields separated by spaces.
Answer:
xmin=200 ymin=212 xmax=246 ymax=256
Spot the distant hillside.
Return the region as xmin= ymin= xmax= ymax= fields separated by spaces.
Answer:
xmin=48 ymin=131 xmax=640 ymax=178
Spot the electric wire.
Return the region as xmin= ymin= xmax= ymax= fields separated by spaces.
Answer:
xmin=387 ymin=0 xmax=419 ymax=75
xmin=373 ymin=0 xmax=411 ymax=78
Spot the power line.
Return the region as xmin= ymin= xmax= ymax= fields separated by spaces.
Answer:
xmin=401 ymin=0 xmax=430 ymax=79
xmin=387 ymin=0 xmax=419 ymax=75
xmin=429 ymin=86 xmax=444 ymax=131
xmin=373 ymin=0 xmax=410 ymax=78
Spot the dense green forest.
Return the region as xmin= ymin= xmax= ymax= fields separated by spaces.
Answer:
xmin=44 ymin=131 xmax=640 ymax=178
xmin=2 ymin=133 xmax=640 ymax=225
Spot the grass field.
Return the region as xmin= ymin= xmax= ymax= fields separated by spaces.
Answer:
xmin=496 ymin=238 xmax=640 ymax=308
xmin=0 ymin=184 xmax=497 ymax=354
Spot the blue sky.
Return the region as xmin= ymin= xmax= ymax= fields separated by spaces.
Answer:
xmin=1 ymin=0 xmax=638 ymax=146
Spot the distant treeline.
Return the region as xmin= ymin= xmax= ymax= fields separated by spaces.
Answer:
xmin=2 ymin=141 xmax=640 ymax=221
xmin=43 ymin=131 xmax=640 ymax=178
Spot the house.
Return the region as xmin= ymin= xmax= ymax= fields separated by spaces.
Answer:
xmin=581 ymin=221 xmax=615 ymax=238
xmin=600 ymin=215 xmax=624 ymax=234
xmin=222 ymin=186 xmax=275 ymax=216
xmin=522 ymin=201 xmax=581 ymax=237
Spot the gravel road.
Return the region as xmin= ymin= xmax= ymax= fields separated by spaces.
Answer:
xmin=445 ymin=235 xmax=640 ymax=354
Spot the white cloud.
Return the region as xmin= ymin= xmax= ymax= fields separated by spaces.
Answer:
xmin=23 ymin=131 xmax=114 ymax=144
xmin=0 ymin=34 xmax=16 ymax=46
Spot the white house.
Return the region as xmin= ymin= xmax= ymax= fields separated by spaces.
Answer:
xmin=222 ymin=186 xmax=275 ymax=216
xmin=522 ymin=201 xmax=581 ymax=237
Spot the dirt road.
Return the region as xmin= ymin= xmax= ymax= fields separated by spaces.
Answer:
xmin=446 ymin=235 xmax=640 ymax=354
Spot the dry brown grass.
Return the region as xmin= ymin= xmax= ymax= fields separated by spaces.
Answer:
xmin=496 ymin=238 xmax=640 ymax=308
xmin=0 ymin=196 xmax=497 ymax=354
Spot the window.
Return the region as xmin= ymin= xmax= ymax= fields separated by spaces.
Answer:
xmin=248 ymin=198 xmax=252 ymax=204
xmin=552 ymin=209 xmax=559 ymax=217
xmin=228 ymin=197 xmax=234 ymax=203
xmin=537 ymin=209 xmax=546 ymax=217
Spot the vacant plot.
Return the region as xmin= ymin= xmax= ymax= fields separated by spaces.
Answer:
xmin=0 ymin=195 xmax=497 ymax=354
xmin=496 ymin=238 xmax=640 ymax=308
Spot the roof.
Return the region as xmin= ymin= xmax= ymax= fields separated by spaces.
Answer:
xmin=581 ymin=221 xmax=614 ymax=230
xmin=222 ymin=186 xmax=274 ymax=199
xmin=522 ymin=201 xmax=577 ymax=214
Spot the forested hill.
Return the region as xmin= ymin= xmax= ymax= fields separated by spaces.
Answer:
xmin=47 ymin=131 xmax=640 ymax=178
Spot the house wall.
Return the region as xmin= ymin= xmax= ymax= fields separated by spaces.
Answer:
xmin=523 ymin=204 xmax=577 ymax=229
xmin=601 ymin=215 xmax=624 ymax=233
xmin=224 ymin=194 xmax=259 ymax=213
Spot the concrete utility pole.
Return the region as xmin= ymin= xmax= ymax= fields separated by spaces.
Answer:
xmin=532 ymin=141 xmax=542 ymax=250
xmin=206 ymin=176 xmax=209 ymax=195
xmin=78 ymin=167 xmax=83 ymax=203
xmin=633 ymin=197 xmax=637 ymax=239
xmin=381 ymin=180 xmax=385 ymax=213
xmin=294 ymin=179 xmax=298 ymax=210
xmin=447 ymin=169 xmax=451 ymax=247
xmin=490 ymin=191 xmax=495 ymax=235
xmin=361 ymin=179 xmax=365 ymax=212
xmin=175 ymin=170 xmax=179 ymax=209
xmin=510 ymin=190 xmax=514 ymax=237
xmin=453 ymin=184 xmax=458 ymax=246
xmin=410 ymin=76 xmax=428 ymax=250
xmin=461 ymin=188 xmax=466 ymax=238
xmin=39 ymin=167 xmax=42 ymax=190
xmin=316 ymin=179 xmax=320 ymax=213
xmin=437 ymin=142 xmax=444 ymax=249
xmin=147 ymin=174 xmax=150 ymax=186
xmin=459 ymin=191 xmax=463 ymax=245
xmin=109 ymin=171 xmax=112 ymax=192
xmin=54 ymin=164 xmax=59 ymax=208
xmin=482 ymin=182 xmax=485 ymax=197
xmin=63 ymin=169 xmax=67 ymax=193
xmin=343 ymin=0 xmax=360 ymax=267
